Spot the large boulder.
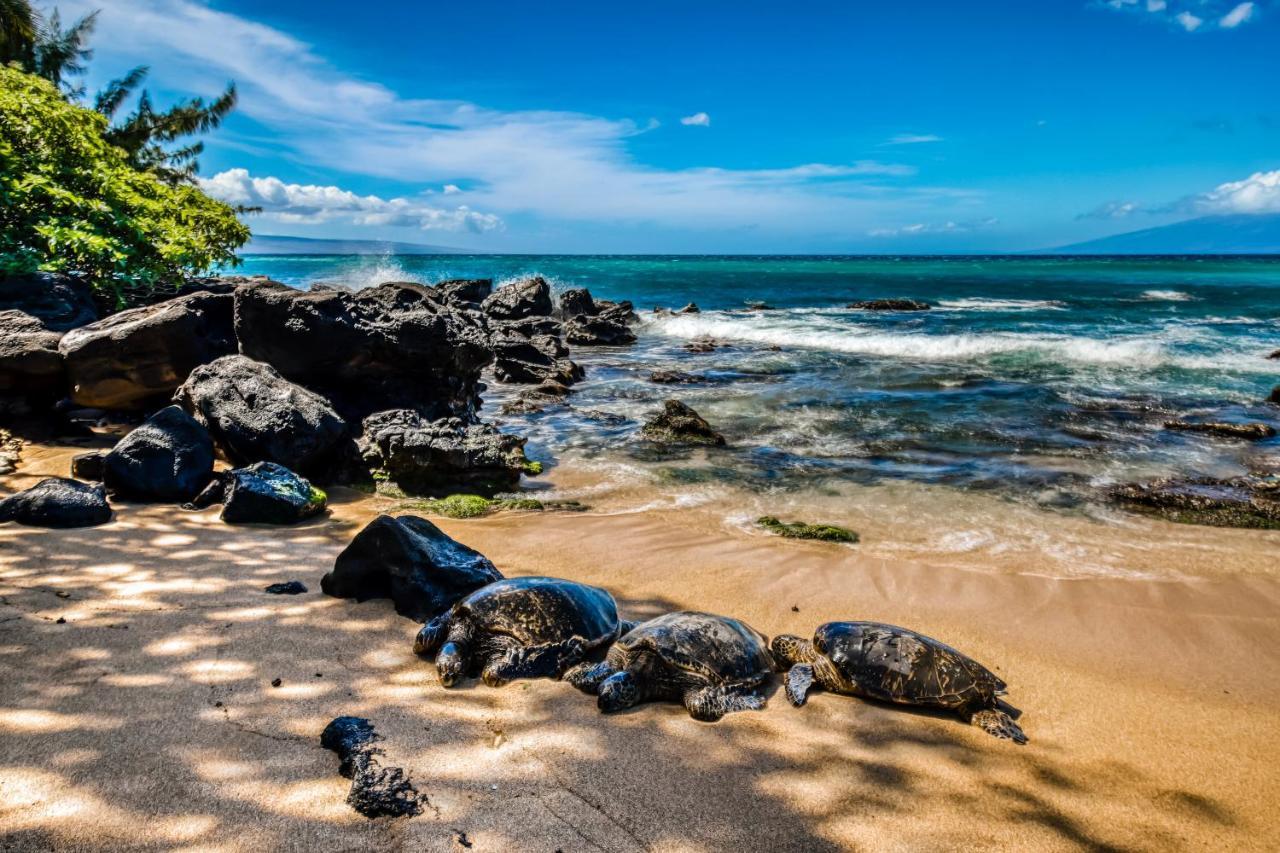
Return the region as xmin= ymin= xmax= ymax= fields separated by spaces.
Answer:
xmin=557 ymin=287 xmax=597 ymax=318
xmin=190 ymin=461 xmax=327 ymax=525
xmin=480 ymin=276 xmax=553 ymax=321
xmin=489 ymin=324 xmax=582 ymax=385
xmin=0 ymin=477 xmax=111 ymax=528
xmin=234 ymin=281 xmax=492 ymax=420
xmin=563 ymin=314 xmax=637 ymax=346
xmin=175 ymin=355 xmax=348 ymax=476
xmin=358 ymin=410 xmax=530 ymax=494
xmin=0 ymin=311 xmax=66 ymax=414
xmin=58 ymin=291 xmax=236 ymax=410
xmin=640 ymin=399 xmax=726 ymax=446
xmin=0 ymin=272 xmax=98 ymax=331
xmin=434 ymin=278 xmax=492 ymax=309
xmin=103 ymin=405 xmax=214 ymax=502
xmin=320 ymin=514 xmax=503 ymax=620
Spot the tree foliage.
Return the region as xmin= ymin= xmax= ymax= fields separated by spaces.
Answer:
xmin=0 ymin=66 xmax=250 ymax=300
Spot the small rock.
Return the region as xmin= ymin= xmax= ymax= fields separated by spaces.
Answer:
xmin=649 ymin=370 xmax=705 ymax=385
xmin=1164 ymin=420 xmax=1277 ymax=440
xmin=676 ymin=302 xmax=700 ymax=314
xmin=55 ymin=591 xmax=70 ymax=599
xmin=640 ymin=400 xmax=726 ymax=446
xmin=745 ymin=301 xmax=775 ymax=311
xmin=55 ymin=617 xmax=66 ymax=624
xmin=264 ymin=581 xmax=308 ymax=595
xmin=758 ymin=516 xmax=859 ymax=543
xmin=846 ymin=298 xmax=931 ymax=311
xmin=271 ymin=677 xmax=282 ymax=687
xmin=321 ymin=716 xmax=424 ymax=818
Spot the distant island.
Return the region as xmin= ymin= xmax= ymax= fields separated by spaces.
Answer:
xmin=241 ymin=234 xmax=467 ymax=255
xmin=1053 ymin=213 xmax=1280 ymax=255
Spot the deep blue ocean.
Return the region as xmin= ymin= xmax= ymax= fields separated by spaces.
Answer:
xmin=234 ymin=254 xmax=1280 ymax=510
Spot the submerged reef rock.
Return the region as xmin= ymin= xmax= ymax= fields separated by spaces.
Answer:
xmin=0 ymin=477 xmax=111 ymax=528
xmin=58 ymin=291 xmax=235 ymax=410
xmin=320 ymin=716 xmax=423 ymax=819
xmin=176 ymin=355 xmax=348 ymax=477
xmin=641 ymin=400 xmax=726 ymax=446
xmin=481 ymin=276 xmax=554 ymax=321
xmin=234 ymin=281 xmax=491 ymax=421
xmin=1109 ymin=476 xmax=1280 ymax=529
xmin=189 ymin=462 xmax=327 ymax=525
xmin=399 ymin=493 xmax=549 ymax=519
xmin=649 ymin=370 xmax=706 ymax=384
xmin=358 ymin=410 xmax=530 ymax=495
xmin=1164 ymin=420 xmax=1277 ymax=440
xmin=846 ymin=298 xmax=931 ymax=311
xmin=102 ymin=405 xmax=214 ymax=502
xmin=321 ymin=514 xmax=503 ymax=620
xmin=757 ymin=515 xmax=859 ymax=543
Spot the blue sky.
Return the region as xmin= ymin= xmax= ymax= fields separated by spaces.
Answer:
xmin=56 ymin=0 xmax=1280 ymax=252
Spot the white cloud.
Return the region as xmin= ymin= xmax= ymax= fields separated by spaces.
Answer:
xmin=1175 ymin=11 xmax=1204 ymax=29
xmin=1147 ymin=0 xmax=1167 ymax=11
xmin=886 ymin=134 xmax=942 ymax=145
xmin=869 ymin=218 xmax=998 ymax=237
xmin=1191 ymin=170 xmax=1280 ymax=214
xmin=1220 ymin=2 xmax=1255 ymax=27
xmin=200 ymin=169 xmax=503 ymax=232
xmin=679 ymin=112 xmax=711 ymax=127
xmin=1077 ymin=200 xmax=1139 ymax=220
xmin=442 ymin=184 xmax=462 ymax=195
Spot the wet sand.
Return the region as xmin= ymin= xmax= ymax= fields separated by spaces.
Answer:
xmin=2 ymin=443 xmax=1279 ymax=851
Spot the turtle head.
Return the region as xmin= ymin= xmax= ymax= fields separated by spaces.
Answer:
xmin=436 ymin=641 xmax=467 ymax=687
xmin=769 ymin=634 xmax=813 ymax=669
xmin=413 ymin=616 xmax=449 ymax=657
xmin=597 ymin=671 xmax=639 ymax=713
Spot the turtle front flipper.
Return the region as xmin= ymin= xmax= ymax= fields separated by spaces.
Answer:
xmin=564 ymin=661 xmax=615 ymax=694
xmin=784 ymin=663 xmax=817 ymax=707
xmin=482 ymin=637 xmax=588 ymax=687
xmin=965 ymin=707 xmax=1027 ymax=745
xmin=414 ymin=614 xmax=451 ymax=657
xmin=684 ymin=685 xmax=765 ymax=722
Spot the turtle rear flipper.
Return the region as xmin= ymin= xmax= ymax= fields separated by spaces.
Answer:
xmin=482 ymin=637 xmax=588 ymax=687
xmin=684 ymin=685 xmax=765 ymax=722
xmin=783 ymin=664 xmax=817 ymax=706
xmin=967 ymin=708 xmax=1027 ymax=745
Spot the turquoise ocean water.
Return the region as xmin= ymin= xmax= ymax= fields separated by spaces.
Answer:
xmin=234 ymin=255 xmax=1280 ymax=514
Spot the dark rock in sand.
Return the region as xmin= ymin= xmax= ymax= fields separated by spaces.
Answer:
xmin=103 ymin=405 xmax=214 ymax=502
xmin=358 ymin=410 xmax=530 ymax=494
xmin=0 ymin=272 xmax=98 ymax=331
xmin=557 ymin=287 xmax=598 ymax=318
xmin=175 ymin=355 xmax=348 ymax=476
xmin=1164 ymin=420 xmax=1277 ymax=440
xmin=191 ymin=462 xmax=327 ymax=525
xmin=480 ymin=276 xmax=553 ymax=321
xmin=434 ymin=278 xmax=492 ymax=309
xmin=0 ymin=311 xmax=67 ymax=410
xmin=321 ymin=716 xmax=423 ymax=819
xmin=847 ymin=298 xmax=931 ymax=312
xmin=641 ymin=399 xmax=726 ymax=446
xmin=1110 ymin=477 xmax=1280 ymax=529
xmin=649 ymin=370 xmax=705 ymax=385
xmin=58 ymin=291 xmax=236 ymax=410
xmin=70 ymin=451 xmax=105 ymax=481
xmin=265 ymin=580 xmax=308 ymax=595
xmin=235 ymin=281 xmax=492 ymax=421
xmin=563 ymin=314 xmax=637 ymax=346
xmin=0 ymin=477 xmax=111 ymax=528
xmin=321 ymin=514 xmax=502 ymax=620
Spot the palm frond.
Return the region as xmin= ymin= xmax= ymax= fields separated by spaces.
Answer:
xmin=95 ymin=65 xmax=149 ymax=118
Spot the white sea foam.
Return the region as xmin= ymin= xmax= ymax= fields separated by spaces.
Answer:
xmin=936 ymin=298 xmax=1068 ymax=311
xmin=307 ymin=259 xmax=424 ymax=291
xmin=1139 ymin=289 xmax=1196 ymax=302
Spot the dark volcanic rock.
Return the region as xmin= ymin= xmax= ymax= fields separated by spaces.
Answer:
xmin=265 ymin=580 xmax=308 ymax=594
xmin=649 ymin=370 xmax=705 ymax=385
xmin=321 ymin=716 xmax=423 ymax=819
xmin=847 ymin=298 xmax=931 ymax=311
xmin=1110 ymin=477 xmax=1280 ymax=529
xmin=0 ymin=272 xmax=98 ymax=331
xmin=563 ymin=314 xmax=637 ymax=346
xmin=234 ymin=281 xmax=492 ymax=420
xmin=640 ymin=399 xmax=726 ymax=446
xmin=1266 ymin=349 xmax=1279 ymax=360
xmin=596 ymin=299 xmax=639 ymax=325
xmin=434 ymin=278 xmax=492 ymax=309
xmin=1271 ymin=386 xmax=1280 ymax=404
xmin=321 ymin=514 xmax=502 ymax=620
xmin=58 ymin=291 xmax=235 ymax=410
xmin=1164 ymin=420 xmax=1277 ymax=440
xmin=191 ymin=462 xmax=327 ymax=525
xmin=175 ymin=355 xmax=348 ymax=475
xmin=70 ymin=451 xmax=106 ymax=481
xmin=0 ymin=477 xmax=111 ymax=528
xmin=0 ymin=310 xmax=67 ymax=410
xmin=358 ymin=410 xmax=529 ymax=494
xmin=683 ymin=338 xmax=724 ymax=354
xmin=489 ymin=323 xmax=581 ymax=385
xmin=480 ymin=276 xmax=553 ymax=321
xmin=103 ymin=405 xmax=214 ymax=502
xmin=557 ymin=287 xmax=598 ymax=318
xmin=676 ymin=303 xmax=700 ymax=314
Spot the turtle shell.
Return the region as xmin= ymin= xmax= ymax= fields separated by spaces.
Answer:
xmin=614 ymin=611 xmax=774 ymax=685
xmin=453 ymin=577 xmax=620 ymax=647
xmin=815 ymin=621 xmax=1005 ymax=709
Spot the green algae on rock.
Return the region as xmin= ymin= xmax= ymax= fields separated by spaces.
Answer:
xmin=757 ymin=516 xmax=859 ymax=543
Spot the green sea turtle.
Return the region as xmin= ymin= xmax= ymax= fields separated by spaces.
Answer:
xmin=413 ymin=577 xmax=631 ymax=688
xmin=565 ymin=611 xmax=776 ymax=721
xmin=771 ymin=622 xmax=1027 ymax=744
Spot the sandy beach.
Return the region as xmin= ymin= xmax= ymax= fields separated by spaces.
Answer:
xmin=2 ymin=442 xmax=1278 ymax=852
